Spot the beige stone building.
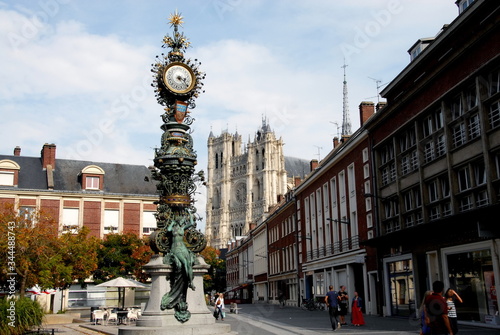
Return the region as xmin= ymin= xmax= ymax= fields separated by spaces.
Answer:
xmin=205 ymin=119 xmax=308 ymax=249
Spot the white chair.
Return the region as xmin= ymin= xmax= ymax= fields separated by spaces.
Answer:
xmin=92 ymin=310 xmax=106 ymax=325
xmin=106 ymin=309 xmax=118 ymax=325
xmin=127 ymin=308 xmax=138 ymax=323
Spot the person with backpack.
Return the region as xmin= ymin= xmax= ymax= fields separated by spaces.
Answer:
xmin=424 ymin=281 xmax=454 ymax=335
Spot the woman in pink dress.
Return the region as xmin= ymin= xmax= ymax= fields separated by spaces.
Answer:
xmin=351 ymin=291 xmax=365 ymax=326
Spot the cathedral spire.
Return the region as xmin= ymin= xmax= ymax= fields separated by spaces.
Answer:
xmin=341 ymin=61 xmax=352 ymax=136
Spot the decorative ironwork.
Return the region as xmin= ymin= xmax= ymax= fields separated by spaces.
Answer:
xmin=148 ymin=11 xmax=207 ymax=323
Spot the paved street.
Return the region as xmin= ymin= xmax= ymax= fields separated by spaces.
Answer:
xmin=41 ymin=303 xmax=500 ymax=335
xmin=223 ymin=303 xmax=500 ymax=335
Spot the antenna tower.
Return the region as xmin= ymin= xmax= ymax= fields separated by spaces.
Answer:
xmin=341 ymin=61 xmax=352 ymax=136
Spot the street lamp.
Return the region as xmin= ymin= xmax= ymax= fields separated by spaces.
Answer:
xmin=326 ymin=218 xmax=350 ymax=224
xmin=363 ymin=193 xmax=388 ymax=201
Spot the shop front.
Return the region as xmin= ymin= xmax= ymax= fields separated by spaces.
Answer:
xmin=443 ymin=241 xmax=499 ymax=326
xmin=383 ymin=254 xmax=415 ymax=317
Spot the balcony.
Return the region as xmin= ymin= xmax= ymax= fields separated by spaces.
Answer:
xmin=306 ymin=235 xmax=360 ymax=261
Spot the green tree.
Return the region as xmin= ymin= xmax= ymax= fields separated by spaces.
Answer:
xmin=93 ymin=232 xmax=153 ymax=283
xmin=200 ymin=246 xmax=226 ymax=293
xmin=0 ymin=297 xmax=44 ymax=335
xmin=0 ymin=203 xmax=99 ymax=297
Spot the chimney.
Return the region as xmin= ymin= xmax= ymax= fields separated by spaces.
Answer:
xmin=41 ymin=143 xmax=56 ymax=170
xmin=376 ymin=101 xmax=387 ymax=111
xmin=14 ymin=146 xmax=21 ymax=156
xmin=359 ymin=101 xmax=375 ymax=127
xmin=310 ymin=159 xmax=318 ymax=172
xmin=294 ymin=176 xmax=301 ymax=187
xmin=333 ymin=137 xmax=339 ymax=149
xmin=277 ymin=194 xmax=285 ymax=203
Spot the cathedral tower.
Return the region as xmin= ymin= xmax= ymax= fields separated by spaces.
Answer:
xmin=205 ymin=118 xmax=288 ymax=249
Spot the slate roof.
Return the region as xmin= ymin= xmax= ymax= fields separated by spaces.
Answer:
xmin=284 ymin=156 xmax=310 ymax=179
xmin=0 ymin=154 xmax=158 ymax=196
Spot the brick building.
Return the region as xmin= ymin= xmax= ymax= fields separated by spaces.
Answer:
xmin=225 ymin=0 xmax=500 ymax=328
xmin=0 ymin=143 xmax=158 ymax=238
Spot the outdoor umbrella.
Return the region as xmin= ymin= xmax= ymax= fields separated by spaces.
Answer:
xmin=96 ymin=277 xmax=146 ymax=309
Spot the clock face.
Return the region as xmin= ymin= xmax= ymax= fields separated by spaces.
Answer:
xmin=163 ymin=62 xmax=196 ymax=94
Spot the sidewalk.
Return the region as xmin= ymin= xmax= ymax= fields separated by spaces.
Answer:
xmin=42 ymin=303 xmax=500 ymax=335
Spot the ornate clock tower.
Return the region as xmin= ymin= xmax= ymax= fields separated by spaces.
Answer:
xmin=123 ymin=12 xmax=233 ymax=334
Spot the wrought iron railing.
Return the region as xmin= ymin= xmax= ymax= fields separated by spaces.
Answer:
xmin=306 ymin=235 xmax=360 ymax=261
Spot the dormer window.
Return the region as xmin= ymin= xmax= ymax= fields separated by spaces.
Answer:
xmin=456 ymin=0 xmax=474 ymax=14
xmin=81 ymin=165 xmax=105 ymax=191
xmin=408 ymin=38 xmax=434 ymax=62
xmin=0 ymin=160 xmax=21 ymax=186
xmin=86 ymin=176 xmax=100 ymax=189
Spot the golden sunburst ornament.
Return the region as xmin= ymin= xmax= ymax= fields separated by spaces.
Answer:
xmin=168 ymin=10 xmax=184 ymax=27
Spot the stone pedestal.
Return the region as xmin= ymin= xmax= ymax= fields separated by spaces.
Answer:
xmin=118 ymin=255 xmax=234 ymax=335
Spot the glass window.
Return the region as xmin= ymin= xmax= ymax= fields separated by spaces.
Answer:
xmin=414 ymin=188 xmax=422 ymax=207
xmin=490 ymin=68 xmax=500 ymax=96
xmin=452 ymin=123 xmax=466 ymax=148
xmin=85 ymin=176 xmax=100 ymax=190
xmin=435 ymin=109 xmax=444 ymax=130
xmin=458 ymin=167 xmax=471 ymax=191
xmin=404 ymin=191 xmax=413 ymax=211
xmin=423 ymin=116 xmax=433 ymax=138
xmin=466 ymin=85 xmax=477 ymax=110
xmin=424 ymin=142 xmax=434 ymax=163
xmin=468 ymin=114 xmax=480 ymax=139
xmin=451 ymin=95 xmax=463 ymax=120
xmin=473 ymin=161 xmax=486 ymax=186
xmin=440 ymin=175 xmax=450 ymax=197
xmin=19 ymin=206 xmax=35 ymax=221
xmin=428 ymin=181 xmax=438 ymax=203
xmin=143 ymin=211 xmax=157 ymax=235
xmin=489 ymin=100 xmax=500 ymax=129
xmin=62 ymin=208 xmax=79 ymax=234
xmin=104 ymin=209 xmax=119 ymax=234
xmin=387 ymin=259 xmax=414 ymax=317
xmin=446 ymin=248 xmax=495 ymax=322
xmin=0 ymin=171 xmax=14 ymax=186
xmin=330 ymin=177 xmax=337 ymax=207
xmin=436 ymin=135 xmax=447 ymax=157
xmin=402 ymin=155 xmax=410 ymax=175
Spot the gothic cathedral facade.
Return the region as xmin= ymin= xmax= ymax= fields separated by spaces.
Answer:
xmin=205 ymin=120 xmax=288 ymax=249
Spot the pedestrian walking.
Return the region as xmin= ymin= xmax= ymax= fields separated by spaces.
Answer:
xmin=215 ymin=293 xmax=225 ymax=321
xmin=278 ymin=290 xmax=286 ymax=308
xmin=351 ymin=291 xmax=365 ymax=326
xmin=338 ymin=285 xmax=349 ymax=326
xmin=419 ymin=290 xmax=432 ymax=335
xmin=424 ymin=280 xmax=454 ymax=335
xmin=445 ymin=288 xmax=463 ymax=334
xmin=324 ymin=285 xmax=341 ymax=331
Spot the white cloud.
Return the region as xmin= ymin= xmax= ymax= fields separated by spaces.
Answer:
xmin=0 ymin=0 xmax=461 ymax=233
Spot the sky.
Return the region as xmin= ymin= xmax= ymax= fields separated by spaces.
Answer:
xmin=0 ymin=0 xmax=459 ymax=232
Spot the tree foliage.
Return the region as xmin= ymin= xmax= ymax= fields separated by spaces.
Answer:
xmin=200 ymin=246 xmax=226 ymax=293
xmin=0 ymin=203 xmax=99 ymax=297
xmin=93 ymin=232 xmax=153 ymax=283
xmin=0 ymin=297 xmax=44 ymax=335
